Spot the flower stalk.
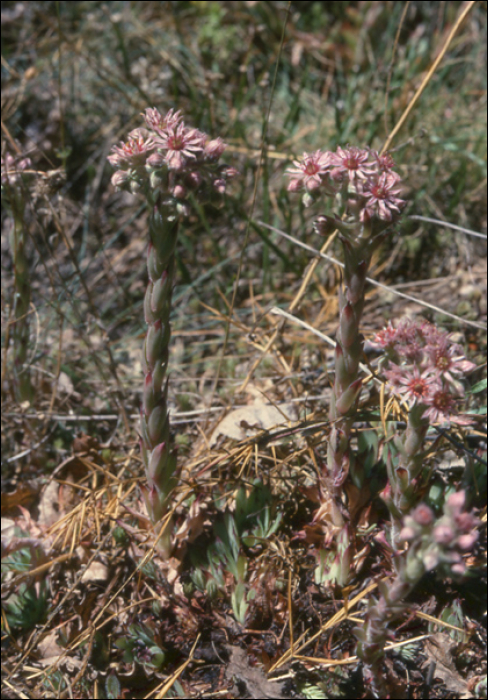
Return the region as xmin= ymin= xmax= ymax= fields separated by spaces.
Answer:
xmin=108 ymin=108 xmax=236 ymax=556
xmin=285 ymin=147 xmax=405 ymax=583
xmin=1 ymin=153 xmax=35 ymax=403
xmin=371 ymin=318 xmax=477 ymax=545
xmin=355 ymin=492 xmax=479 ymax=698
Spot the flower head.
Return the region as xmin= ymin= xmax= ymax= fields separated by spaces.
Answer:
xmin=108 ymin=108 xmax=235 ymax=207
xmin=384 ymin=363 xmax=439 ymax=406
xmin=374 ymin=317 xmax=476 ymax=425
xmin=360 ymin=171 xmax=405 ymax=222
xmin=374 ymin=151 xmax=396 ymax=171
xmin=369 ymin=321 xmax=400 ymax=351
xmin=370 ymin=318 xmax=430 ymax=361
xmin=285 ymin=150 xmax=331 ymax=192
xmin=107 ymin=131 xmax=154 ymax=171
xmin=284 ymin=144 xmax=405 ymax=228
xmin=399 ymin=490 xmax=479 ymax=580
xmin=422 ymin=387 xmax=461 ymax=426
xmin=154 ymin=123 xmax=206 ymax=170
xmin=426 ymin=337 xmax=477 ymax=386
xmin=1 ymin=152 xmax=33 ymax=186
xmin=143 ymin=107 xmax=182 ymax=132
xmin=329 ymin=146 xmax=375 ymax=182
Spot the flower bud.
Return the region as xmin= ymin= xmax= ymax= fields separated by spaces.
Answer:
xmin=433 ymin=524 xmax=454 ymax=545
xmin=186 ymin=171 xmax=202 ymax=188
xmin=446 ymin=490 xmax=465 ymax=513
xmin=399 ymin=525 xmax=415 ymax=541
xmin=451 ymin=562 xmax=466 ymax=576
xmin=422 ymin=548 xmax=440 ymax=572
xmin=412 ymin=503 xmax=434 ymax=527
xmin=213 ymin=178 xmax=226 ymax=193
xmin=111 ymin=171 xmax=131 ymax=189
xmin=168 ymin=152 xmax=184 ymax=170
xmin=287 ymin=179 xmax=303 ymax=193
xmin=129 ymin=179 xmax=141 ymax=194
xmin=224 ymin=166 xmax=239 ymax=179
xmin=204 ymin=138 xmax=226 ymax=159
xmin=146 ymin=151 xmax=166 ymax=169
xmin=149 ymin=171 xmax=164 ymax=190
xmin=457 ymin=532 xmax=478 ymax=550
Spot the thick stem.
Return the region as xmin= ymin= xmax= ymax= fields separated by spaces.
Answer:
xmin=139 ymin=207 xmax=180 ymax=537
xmin=356 ymin=575 xmax=415 ymax=698
xmin=357 ymin=490 xmax=479 ymax=697
xmin=315 ymin=231 xmax=376 ymax=584
xmin=325 ymin=237 xmax=372 ymax=494
xmin=386 ymin=405 xmax=429 ymax=546
xmin=10 ymin=201 xmax=33 ymax=402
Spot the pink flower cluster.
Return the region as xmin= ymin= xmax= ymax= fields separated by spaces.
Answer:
xmin=399 ymin=491 xmax=479 ymax=578
xmin=371 ymin=318 xmax=477 ymax=425
xmin=285 ymin=145 xmax=405 ymax=222
xmin=1 ymin=152 xmax=33 ymax=187
xmin=107 ymin=108 xmax=237 ymax=210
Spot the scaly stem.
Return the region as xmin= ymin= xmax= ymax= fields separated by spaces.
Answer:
xmin=285 ymin=147 xmax=405 ymax=586
xmin=138 ymin=208 xmax=180 ymax=553
xmin=2 ymin=153 xmax=34 ymax=403
xmin=108 ymin=108 xmax=236 ymax=556
xmin=355 ymin=493 xmax=479 ymax=697
xmin=11 ymin=215 xmax=33 ymax=402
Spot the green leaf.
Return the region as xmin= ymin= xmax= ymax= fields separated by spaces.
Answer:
xmin=235 ymin=555 xmax=248 ymax=583
xmin=468 ymin=378 xmax=487 ymax=394
xmin=148 ymin=646 xmax=166 ymax=669
xmin=5 ymin=581 xmax=49 ymax=630
xmin=298 ymin=681 xmax=329 ymax=699
xmin=231 ymin=582 xmax=248 ymax=624
xmin=105 ymin=673 xmax=121 ymax=700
